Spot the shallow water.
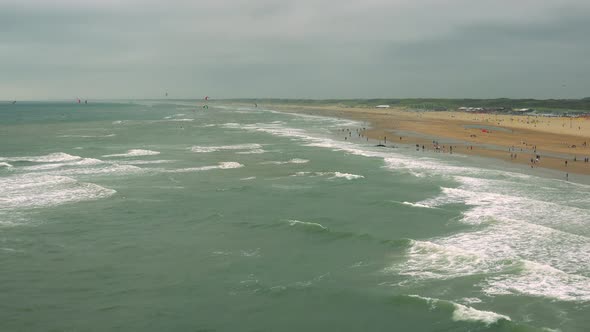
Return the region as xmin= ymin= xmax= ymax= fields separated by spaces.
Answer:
xmin=1 ymin=101 xmax=589 ymax=331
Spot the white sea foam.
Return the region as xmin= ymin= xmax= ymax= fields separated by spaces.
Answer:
xmin=273 ymin=111 xmax=363 ymax=128
xmin=235 ymin=149 xmax=266 ymax=154
xmin=0 ymin=174 xmax=115 ymax=210
xmin=329 ymin=172 xmax=363 ymax=180
xmin=41 ymin=164 xmax=144 ymax=177
xmin=240 ymin=176 xmax=256 ymax=181
xmin=218 ymin=162 xmax=243 ymax=169
xmin=111 ymin=159 xmax=176 ymax=165
xmin=58 ymin=134 xmax=115 ymax=138
xmin=112 ymin=120 xmax=123 ymax=125
xmin=102 ymin=149 xmax=160 ymax=158
xmin=395 ymin=184 xmax=590 ymax=301
xmin=240 ymin=248 xmax=261 ymax=257
xmin=460 ymin=297 xmax=482 ymax=304
xmin=401 ymin=201 xmax=434 ymax=209
xmin=163 ymin=162 xmax=244 ymax=173
xmin=289 ymin=158 xmax=310 ymax=164
xmin=167 ymin=118 xmax=194 ymax=122
xmin=0 ymin=152 xmax=81 ymax=163
xmin=262 ymin=158 xmax=309 ymax=165
xmin=394 ymin=214 xmax=590 ymax=301
xmin=287 ymin=219 xmax=328 ymax=230
xmin=391 ymin=240 xmax=512 ymax=280
xmin=191 ymin=144 xmax=262 ymax=153
xmin=21 ymin=158 xmax=103 ymax=171
xmin=452 ymin=302 xmax=511 ymax=325
xmin=292 ymin=172 xmax=310 ymax=177
xmin=483 ymin=261 xmax=590 ymax=302
xmin=0 ymin=247 xmax=20 ymax=252
xmin=408 ymin=295 xmax=510 ymax=325
xmin=0 ymin=162 xmax=13 ymax=168
xmin=291 ymin=171 xmax=363 ymax=180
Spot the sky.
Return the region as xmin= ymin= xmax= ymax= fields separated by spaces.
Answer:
xmin=1 ymin=0 xmax=589 ymax=100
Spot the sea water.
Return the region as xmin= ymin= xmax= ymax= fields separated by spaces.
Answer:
xmin=1 ymin=101 xmax=589 ymax=331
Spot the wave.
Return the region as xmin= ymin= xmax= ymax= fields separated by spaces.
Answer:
xmin=405 ymin=295 xmax=511 ymax=325
xmin=163 ymin=162 xmax=244 ymax=173
xmin=0 ymin=162 xmax=13 ymax=168
xmin=273 ymin=110 xmax=363 ymax=128
xmin=389 ymin=240 xmax=513 ymax=280
xmin=417 ymin=177 xmax=590 ymax=233
xmin=287 ymin=219 xmax=328 ymax=231
xmin=0 ymin=152 xmax=81 ymax=163
xmin=102 ymin=149 xmax=160 ymax=158
xmin=191 ymin=144 xmax=262 ymax=153
xmin=392 ymin=226 xmax=590 ymax=301
xmin=166 ymin=118 xmax=194 ymax=122
xmin=235 ymin=149 xmax=266 ymax=154
xmin=58 ymin=134 xmax=115 ymax=138
xmin=401 ymin=201 xmax=435 ymax=209
xmin=291 ymin=171 xmax=363 ymax=180
xmin=21 ymin=158 xmax=103 ymax=171
xmin=40 ymin=164 xmax=144 ymax=177
xmin=483 ymin=260 xmax=590 ymax=302
xmin=262 ymin=158 xmax=309 ymax=165
xmin=0 ymin=174 xmax=115 ymax=210
xmin=110 ymin=159 xmax=176 ymax=165
xmin=329 ymin=172 xmax=363 ymax=180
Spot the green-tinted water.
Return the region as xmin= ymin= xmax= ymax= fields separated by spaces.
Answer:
xmin=1 ymin=101 xmax=589 ymax=331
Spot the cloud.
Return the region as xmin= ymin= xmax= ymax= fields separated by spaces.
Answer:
xmin=1 ymin=0 xmax=589 ymax=99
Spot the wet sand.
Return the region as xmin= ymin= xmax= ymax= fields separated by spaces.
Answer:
xmin=268 ymin=104 xmax=590 ymax=176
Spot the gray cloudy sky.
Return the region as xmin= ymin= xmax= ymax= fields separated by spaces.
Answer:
xmin=1 ymin=0 xmax=589 ymax=100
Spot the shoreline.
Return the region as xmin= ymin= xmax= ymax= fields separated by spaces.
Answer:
xmin=255 ymin=103 xmax=590 ymax=177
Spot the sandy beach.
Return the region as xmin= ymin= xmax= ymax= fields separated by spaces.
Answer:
xmin=267 ymin=104 xmax=590 ymax=176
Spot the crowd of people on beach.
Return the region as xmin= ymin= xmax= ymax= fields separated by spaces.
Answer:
xmin=340 ymin=123 xmax=588 ymax=181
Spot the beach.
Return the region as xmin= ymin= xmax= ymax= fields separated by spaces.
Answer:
xmin=266 ymin=104 xmax=590 ymax=176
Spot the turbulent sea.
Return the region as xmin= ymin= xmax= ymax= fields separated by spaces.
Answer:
xmin=1 ymin=101 xmax=589 ymax=331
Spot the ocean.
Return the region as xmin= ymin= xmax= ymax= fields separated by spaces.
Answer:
xmin=1 ymin=101 xmax=589 ymax=331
